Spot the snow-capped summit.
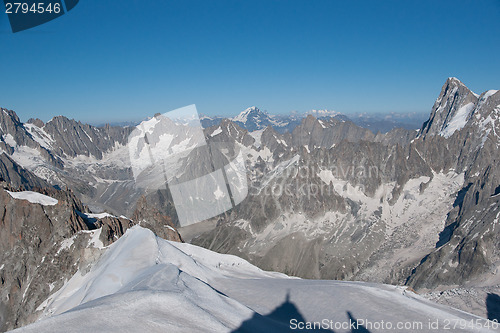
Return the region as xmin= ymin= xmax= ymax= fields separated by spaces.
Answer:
xmin=419 ymin=77 xmax=479 ymax=138
xmin=231 ymin=106 xmax=279 ymax=131
xmin=230 ymin=106 xmax=309 ymax=133
xmin=200 ymin=107 xmax=292 ymax=132
xmin=418 ymin=78 xmax=500 ymax=142
xmin=232 ymin=106 xmax=264 ymax=123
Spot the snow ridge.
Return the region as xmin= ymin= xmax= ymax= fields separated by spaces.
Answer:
xmin=19 ymin=226 xmax=496 ymax=333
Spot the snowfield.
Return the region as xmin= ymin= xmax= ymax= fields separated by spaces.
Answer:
xmin=13 ymin=226 xmax=500 ymax=332
xmin=5 ymin=190 xmax=58 ymax=206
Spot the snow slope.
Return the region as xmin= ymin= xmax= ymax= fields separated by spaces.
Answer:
xmin=439 ymin=102 xmax=475 ymax=138
xmin=14 ymin=226 xmax=499 ymax=333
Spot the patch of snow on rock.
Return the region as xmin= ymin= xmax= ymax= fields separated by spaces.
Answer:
xmin=5 ymin=190 xmax=58 ymax=206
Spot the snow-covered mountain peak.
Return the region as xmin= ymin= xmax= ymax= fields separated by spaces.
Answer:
xmin=418 ymin=78 xmax=480 ymax=138
xmin=233 ymin=106 xmax=267 ymax=123
xmin=230 ymin=106 xmax=292 ymax=132
xmin=415 ymin=79 xmax=500 ymax=149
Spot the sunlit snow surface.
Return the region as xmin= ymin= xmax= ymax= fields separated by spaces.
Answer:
xmin=439 ymin=102 xmax=475 ymax=138
xmin=14 ymin=227 xmax=499 ymax=333
xmin=5 ymin=190 xmax=58 ymax=206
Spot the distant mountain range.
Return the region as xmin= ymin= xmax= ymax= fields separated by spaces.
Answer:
xmin=200 ymin=106 xmax=428 ymax=134
xmin=91 ymin=106 xmax=427 ymax=134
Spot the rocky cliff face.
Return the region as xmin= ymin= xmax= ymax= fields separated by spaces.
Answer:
xmin=407 ymin=84 xmax=500 ymax=290
xmin=0 ymin=110 xmax=140 ymax=216
xmin=131 ymin=195 xmax=182 ymax=242
xmin=0 ymin=154 xmax=49 ymax=190
xmin=0 ymin=157 xmax=182 ymax=332
xmin=0 ymin=109 xmax=62 ymax=169
xmin=39 ymin=116 xmax=132 ymax=159
xmin=0 ymin=182 xmax=92 ymax=331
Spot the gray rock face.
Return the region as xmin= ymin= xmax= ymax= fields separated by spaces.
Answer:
xmin=0 ymin=183 xmax=91 ymax=331
xmin=0 ymin=154 xmax=49 ymax=190
xmin=407 ymin=87 xmax=500 ymax=290
xmin=291 ymin=115 xmax=375 ymax=149
xmin=25 ymin=119 xmax=44 ymax=128
xmin=0 ymin=110 xmax=38 ymax=150
xmin=41 ymin=116 xmax=132 ymax=159
xmin=0 ymin=110 xmax=139 ymax=215
xmin=0 ymin=109 xmax=62 ymax=169
xmin=131 ymin=195 xmax=182 ymax=242
xmin=192 ymin=138 xmax=438 ymax=283
xmin=374 ymin=127 xmax=417 ymax=146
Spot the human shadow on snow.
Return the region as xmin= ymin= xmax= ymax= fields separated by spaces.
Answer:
xmin=232 ymin=292 xmax=371 ymax=332
xmin=486 ymin=293 xmax=500 ymax=322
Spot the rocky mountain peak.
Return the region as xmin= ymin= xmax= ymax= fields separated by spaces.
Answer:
xmin=46 ymin=115 xmax=70 ymax=125
xmin=302 ymin=114 xmax=320 ymax=127
xmin=0 ymin=108 xmax=22 ymax=124
xmin=26 ymin=118 xmax=44 ymax=128
xmin=206 ymin=119 xmax=254 ymax=147
xmin=418 ymin=78 xmax=479 ymax=138
xmin=42 ymin=115 xmax=132 ymax=159
xmin=0 ymin=108 xmax=40 ymax=150
xmin=445 ymin=76 xmax=467 ymax=88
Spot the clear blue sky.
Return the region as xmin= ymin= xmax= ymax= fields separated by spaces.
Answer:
xmin=0 ymin=0 xmax=499 ymax=123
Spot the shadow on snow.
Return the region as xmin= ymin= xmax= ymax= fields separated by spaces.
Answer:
xmin=232 ymin=291 xmax=371 ymax=332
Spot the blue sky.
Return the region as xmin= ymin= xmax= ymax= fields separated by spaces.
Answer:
xmin=0 ymin=0 xmax=499 ymax=123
